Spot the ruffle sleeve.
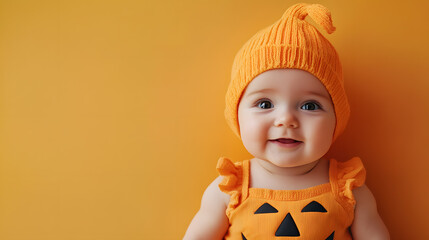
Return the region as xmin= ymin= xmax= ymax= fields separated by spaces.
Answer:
xmin=216 ymin=157 xmax=244 ymax=218
xmin=331 ymin=157 xmax=366 ymax=209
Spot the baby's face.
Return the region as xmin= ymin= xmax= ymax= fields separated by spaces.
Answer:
xmin=237 ymin=69 xmax=336 ymax=168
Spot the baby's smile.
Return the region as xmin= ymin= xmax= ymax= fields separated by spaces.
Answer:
xmin=269 ymin=138 xmax=303 ymax=148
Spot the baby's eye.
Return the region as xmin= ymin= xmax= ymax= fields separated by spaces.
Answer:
xmin=257 ymin=100 xmax=273 ymax=109
xmin=301 ymin=101 xmax=321 ymax=111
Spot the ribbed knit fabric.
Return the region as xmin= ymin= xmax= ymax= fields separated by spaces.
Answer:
xmin=224 ymin=3 xmax=350 ymax=142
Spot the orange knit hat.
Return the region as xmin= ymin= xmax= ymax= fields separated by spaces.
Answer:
xmin=225 ymin=3 xmax=350 ymax=142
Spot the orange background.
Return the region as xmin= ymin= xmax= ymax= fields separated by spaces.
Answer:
xmin=1 ymin=0 xmax=428 ymax=239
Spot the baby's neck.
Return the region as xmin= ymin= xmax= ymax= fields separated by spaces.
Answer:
xmin=249 ymin=157 xmax=330 ymax=190
xmin=254 ymin=158 xmax=323 ymax=177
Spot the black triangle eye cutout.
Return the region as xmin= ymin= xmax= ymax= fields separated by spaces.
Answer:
xmin=301 ymin=201 xmax=327 ymax=212
xmin=325 ymin=231 xmax=335 ymax=240
xmin=254 ymin=202 xmax=278 ymax=214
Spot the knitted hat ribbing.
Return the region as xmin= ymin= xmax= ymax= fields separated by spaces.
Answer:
xmin=224 ymin=3 xmax=350 ymax=142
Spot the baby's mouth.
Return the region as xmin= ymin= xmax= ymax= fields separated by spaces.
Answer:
xmin=273 ymin=138 xmax=302 ymax=143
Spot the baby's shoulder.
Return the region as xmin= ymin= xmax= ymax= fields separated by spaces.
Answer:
xmin=202 ymin=176 xmax=230 ymax=208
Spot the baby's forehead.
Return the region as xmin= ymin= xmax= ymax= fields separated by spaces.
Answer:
xmin=244 ymin=69 xmax=329 ymax=95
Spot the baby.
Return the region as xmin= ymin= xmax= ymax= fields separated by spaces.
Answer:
xmin=184 ymin=3 xmax=389 ymax=240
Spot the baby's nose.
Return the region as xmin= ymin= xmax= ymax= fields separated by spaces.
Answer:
xmin=273 ymin=110 xmax=299 ymax=128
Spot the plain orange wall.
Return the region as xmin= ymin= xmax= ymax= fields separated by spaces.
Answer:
xmin=1 ymin=0 xmax=428 ymax=239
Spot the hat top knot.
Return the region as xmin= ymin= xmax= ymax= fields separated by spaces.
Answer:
xmin=282 ymin=3 xmax=336 ymax=34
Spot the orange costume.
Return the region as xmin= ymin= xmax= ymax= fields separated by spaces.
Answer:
xmin=217 ymin=157 xmax=366 ymax=240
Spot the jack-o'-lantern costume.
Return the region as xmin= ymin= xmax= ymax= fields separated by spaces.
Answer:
xmin=217 ymin=157 xmax=365 ymax=240
xmin=219 ymin=3 xmax=365 ymax=239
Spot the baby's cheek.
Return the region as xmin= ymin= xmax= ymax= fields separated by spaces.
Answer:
xmin=250 ymin=122 xmax=268 ymax=141
xmin=241 ymin=122 xmax=265 ymax=152
xmin=314 ymin=122 xmax=334 ymax=154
